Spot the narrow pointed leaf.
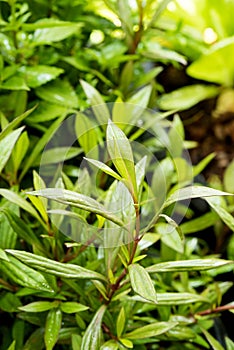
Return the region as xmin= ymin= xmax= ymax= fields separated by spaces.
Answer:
xmin=107 ymin=120 xmax=137 ymax=197
xmin=44 ymin=308 xmax=62 ymax=350
xmin=124 ymin=321 xmax=177 ymax=340
xmin=129 ymin=264 xmax=157 ymax=303
xmin=147 ymin=259 xmax=233 ymax=273
xmin=84 ymin=158 xmax=122 ymax=181
xmin=164 ymin=186 xmax=232 ymax=208
xmin=202 ymin=329 xmax=225 ymax=350
xmin=204 ymin=197 xmax=234 ymax=232
xmin=6 ymin=250 xmax=107 ymax=282
xmin=0 ymin=255 xmax=53 ymax=292
xmin=18 ymin=301 xmax=56 ymax=312
xmin=61 ymin=302 xmax=89 ymax=314
xmin=0 ymin=127 xmax=24 ymax=173
xmin=81 ymin=305 xmax=107 ymax=350
xmin=29 ymin=188 xmax=125 ymax=227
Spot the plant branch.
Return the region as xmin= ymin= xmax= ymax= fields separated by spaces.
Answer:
xmin=196 ymin=304 xmax=234 ymax=316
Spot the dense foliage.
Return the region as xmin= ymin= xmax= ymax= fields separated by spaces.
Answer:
xmin=0 ymin=0 xmax=234 ymax=349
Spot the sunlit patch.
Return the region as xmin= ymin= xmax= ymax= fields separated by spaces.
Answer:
xmin=111 ymin=29 xmax=125 ymax=39
xmin=176 ymin=0 xmax=196 ymax=14
xmin=167 ymin=2 xmax=176 ymax=11
xmin=90 ymin=30 xmax=105 ymax=45
xmin=133 ymin=24 xmax=139 ymax=32
xmin=203 ymin=27 xmax=218 ymax=44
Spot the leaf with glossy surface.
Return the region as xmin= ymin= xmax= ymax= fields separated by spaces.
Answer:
xmin=44 ymin=308 xmax=62 ymax=350
xmin=29 ymin=188 xmax=125 ymax=227
xmin=0 ymin=127 xmax=24 ymax=173
xmin=147 ymin=259 xmax=232 ymax=273
xmin=84 ymin=158 xmax=122 ymax=181
xmin=202 ymin=329 xmax=225 ymax=350
xmin=6 ymin=250 xmax=107 ymax=282
xmin=36 ymin=79 xmax=78 ymax=108
xmin=164 ymin=186 xmax=232 ymax=208
xmin=124 ymin=321 xmax=177 ymax=340
xmin=18 ymin=301 xmax=56 ymax=313
xmin=107 ymin=120 xmax=137 ymax=197
xmin=129 ymin=264 xmax=157 ymax=303
xmin=187 ymin=37 xmax=234 ymax=86
xmin=204 ymin=197 xmax=234 ymax=232
xmin=0 ymin=255 xmax=53 ymax=292
xmin=61 ymin=302 xmax=89 ymax=314
xmin=81 ymin=305 xmax=106 ymax=350
xmin=80 ymin=80 xmax=110 ymax=125
xmin=19 ymin=65 xmax=64 ymax=88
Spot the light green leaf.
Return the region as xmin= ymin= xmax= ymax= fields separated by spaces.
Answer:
xmin=100 ymin=340 xmax=118 ymax=350
xmin=19 ymin=114 xmax=67 ymax=181
xmin=0 ymin=255 xmax=53 ymax=292
xmin=204 ymin=197 xmax=234 ymax=232
xmin=81 ymin=305 xmax=106 ymax=350
xmin=157 ymin=222 xmax=184 ymax=254
xmin=193 ymin=153 xmax=216 ymax=177
xmin=158 ymin=85 xmax=219 ymax=111
xmin=0 ymin=248 xmax=10 ymax=261
xmin=72 ymin=334 xmax=82 ymax=350
xmin=18 ymin=301 xmax=56 ymax=313
xmin=44 ymin=308 xmax=62 ymax=350
xmin=38 ymin=147 xmax=82 ymax=166
xmin=84 ymin=158 xmax=122 ymax=181
xmin=26 ymin=102 xmax=67 ymax=123
xmin=0 ymin=127 xmax=24 ymax=173
xmin=0 ymin=189 xmax=43 ymax=224
xmin=147 ymin=259 xmax=232 ymax=273
xmin=0 ymin=107 xmax=35 ymax=142
xmin=36 ymin=79 xmax=78 ymax=108
xmin=80 ymin=80 xmax=110 ymax=125
xmin=119 ymin=338 xmax=133 ymax=348
xmin=142 ymin=42 xmax=187 ymax=65
xmin=1 ymin=76 xmax=29 ymax=91
xmin=29 ymin=188 xmax=125 ymax=227
xmin=131 ymin=292 xmax=209 ymax=305
xmin=116 ymin=307 xmax=125 ymax=338
xmin=107 ymin=120 xmax=137 ymax=197
xmin=75 ymin=112 xmax=99 ymax=158
xmin=124 ymin=321 xmax=177 ymax=340
xmin=164 ymin=186 xmax=232 ymax=208
xmin=11 ymin=131 xmax=29 ymax=172
xmin=224 ymin=159 xmax=234 ymax=193
xmin=19 ymin=65 xmax=64 ymax=88
xmin=202 ymin=329 xmax=225 ymax=350
xmin=187 ymin=37 xmax=234 ymax=86
xmin=128 ymin=264 xmax=157 ymax=303
xmin=226 ymin=336 xmax=234 ymax=350
xmin=61 ymin=302 xmax=89 ymax=314
xmin=32 ymin=19 xmax=81 ymax=44
xmin=6 ymin=250 xmax=107 ymax=282
xmin=7 ymin=341 xmax=16 ymax=350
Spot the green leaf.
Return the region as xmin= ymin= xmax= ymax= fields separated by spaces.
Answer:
xmin=23 ymin=328 xmax=45 ymax=350
xmin=131 ymin=292 xmax=209 ymax=305
xmin=124 ymin=321 xmax=177 ymax=340
xmin=147 ymin=259 xmax=233 ymax=273
xmin=128 ymin=264 xmax=157 ymax=303
xmin=11 ymin=131 xmax=29 ymax=172
xmin=157 ymin=222 xmax=184 ymax=254
xmin=0 ymin=107 xmax=35 ymax=142
xmin=157 ymin=85 xmax=219 ymax=110
xmin=28 ymin=188 xmax=125 ymax=227
xmin=80 ymin=80 xmax=110 ymax=125
xmin=164 ymin=186 xmax=232 ymax=208
xmin=0 ymin=127 xmax=24 ymax=173
xmin=187 ymin=37 xmax=234 ymax=86
xmin=84 ymin=158 xmax=122 ymax=181
xmin=75 ymin=113 xmax=99 ymax=158
xmin=0 ymin=189 xmax=44 ymax=225
xmin=61 ymin=302 xmax=89 ymax=314
xmin=0 ymin=292 xmax=21 ymax=312
xmin=224 ymin=159 xmax=234 ymax=193
xmin=36 ymin=79 xmax=78 ymax=108
xmin=72 ymin=334 xmax=82 ymax=350
xmin=1 ymin=208 xmax=44 ymax=251
xmin=44 ymin=308 xmax=62 ymax=350
xmin=119 ymin=338 xmax=133 ymax=348
xmin=38 ymin=147 xmax=82 ymax=166
xmin=204 ymin=196 xmax=234 ymax=232
xmin=7 ymin=341 xmax=16 ymax=350
xmin=18 ymin=301 xmax=56 ymax=312
xmin=26 ymin=102 xmax=67 ymax=123
xmin=31 ymin=19 xmax=81 ymax=44
xmin=81 ymin=305 xmax=107 ymax=350
xmin=107 ymin=120 xmax=137 ymax=197
xmin=100 ymin=340 xmax=118 ymax=350
xmin=226 ymin=337 xmax=234 ymax=350
xmin=0 ymin=248 xmax=10 ymax=261
xmin=0 ymin=255 xmax=53 ymax=292
xmin=116 ymin=307 xmax=125 ymax=338
xmin=19 ymin=65 xmax=64 ymax=88
xmin=202 ymin=329 xmax=225 ymax=350
xmin=1 ymin=76 xmax=29 ymax=91
xmin=6 ymin=250 xmax=107 ymax=282
xmin=19 ymin=114 xmax=67 ymax=181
